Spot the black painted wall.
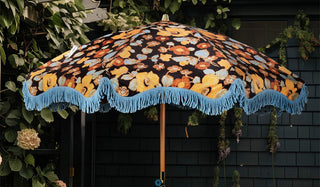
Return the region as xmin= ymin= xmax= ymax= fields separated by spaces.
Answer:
xmin=85 ymin=1 xmax=320 ymax=187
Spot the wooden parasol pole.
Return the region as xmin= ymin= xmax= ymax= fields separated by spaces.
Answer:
xmin=160 ymin=103 xmax=166 ymax=185
xmin=158 ymin=14 xmax=169 ymax=187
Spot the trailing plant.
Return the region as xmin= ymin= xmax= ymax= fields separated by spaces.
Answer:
xmin=117 ymin=113 xmax=133 ymax=134
xmin=260 ymin=10 xmax=319 ymax=66
xmin=212 ymin=166 xmax=219 ymax=187
xmin=217 ymin=111 xmax=230 ymax=162
xmin=232 ymin=169 xmax=240 ymax=187
xmin=232 ymin=108 xmax=243 ymax=143
xmin=187 ymin=110 xmax=207 ymax=127
xmin=144 ymin=106 xmax=159 ymax=122
xmin=0 ymin=0 xmax=89 ymax=186
xmin=268 ymin=107 xmax=279 ymax=187
xmin=218 ymin=110 xmax=229 ymax=187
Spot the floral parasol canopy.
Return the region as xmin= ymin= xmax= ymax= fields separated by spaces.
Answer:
xmin=23 ymin=21 xmax=308 ymax=115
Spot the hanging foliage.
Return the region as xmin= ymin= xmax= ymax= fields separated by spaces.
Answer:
xmin=260 ymin=10 xmax=319 ymax=66
xmin=217 ymin=111 xmax=230 ymax=162
xmin=212 ymin=166 xmax=220 ymax=187
xmin=117 ymin=113 xmax=133 ymax=134
xmin=232 ymin=108 xmax=243 ymax=143
xmin=232 ymin=169 xmax=241 ymax=187
xmin=144 ymin=106 xmax=159 ymax=122
xmin=268 ymin=107 xmax=280 ymax=154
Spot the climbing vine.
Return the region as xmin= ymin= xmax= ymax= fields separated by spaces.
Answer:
xmin=260 ymin=10 xmax=319 ymax=66
xmin=0 ymin=0 xmax=89 ymax=186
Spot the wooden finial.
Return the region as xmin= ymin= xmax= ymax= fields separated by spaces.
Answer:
xmin=161 ymin=14 xmax=169 ymax=21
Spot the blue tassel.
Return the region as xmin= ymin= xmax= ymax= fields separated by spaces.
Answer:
xmin=22 ymin=78 xmax=308 ymax=115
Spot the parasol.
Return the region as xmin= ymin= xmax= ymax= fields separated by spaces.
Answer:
xmin=23 ymin=15 xmax=308 ymax=186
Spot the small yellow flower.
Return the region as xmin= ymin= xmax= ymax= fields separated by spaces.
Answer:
xmin=157 ymin=27 xmax=191 ymax=37
xmin=251 ymin=74 xmax=264 ymax=94
xmin=75 ymin=75 xmax=95 ymax=97
xmin=160 ymin=54 xmax=172 ymax=62
xmin=119 ymin=46 xmax=132 ymax=58
xmin=179 ymin=61 xmax=189 ymax=66
xmin=30 ymin=69 xmax=46 ymax=79
xmin=111 ymin=67 xmax=129 ymax=78
xmin=136 ymin=71 xmax=159 ymax=92
xmin=190 ymin=74 xmax=220 ymax=98
xmin=112 ymin=29 xmax=142 ymax=40
xmin=43 ymin=73 xmax=57 ymax=91
xmin=51 ymin=51 xmax=69 ymax=62
xmin=217 ymin=59 xmax=231 ymax=70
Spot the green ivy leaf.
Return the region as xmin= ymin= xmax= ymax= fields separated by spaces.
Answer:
xmin=5 ymin=81 xmax=18 ymax=92
xmin=52 ymin=13 xmax=63 ymax=27
xmin=192 ymin=0 xmax=198 ymax=5
xmin=5 ymin=109 xmax=21 ymax=126
xmin=40 ymin=108 xmax=54 ymax=123
xmin=0 ymin=45 xmax=6 ymax=64
xmin=169 ymin=1 xmax=180 ymax=14
xmin=4 ymin=129 xmax=17 ymax=142
xmin=9 ymin=157 xmax=23 ymax=172
xmin=164 ymin=0 xmax=171 ymax=9
xmin=17 ymin=75 xmax=25 ymax=82
xmin=8 ymin=54 xmax=24 ymax=68
xmin=0 ymin=157 xmax=11 ymax=176
xmin=32 ymin=177 xmax=45 ymax=187
xmin=232 ymin=18 xmax=241 ymax=30
xmin=0 ymin=101 xmax=11 ymax=114
xmin=57 ymin=109 xmax=69 ymax=119
xmin=19 ymin=165 xmax=34 ymax=179
xmin=25 ymin=154 xmax=35 ymax=167
xmin=7 ymin=146 xmax=23 ymax=156
xmin=43 ymin=171 xmax=59 ymax=182
xmin=22 ymin=106 xmax=34 ymax=124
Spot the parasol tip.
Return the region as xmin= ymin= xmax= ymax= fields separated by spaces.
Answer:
xmin=161 ymin=14 xmax=169 ymax=21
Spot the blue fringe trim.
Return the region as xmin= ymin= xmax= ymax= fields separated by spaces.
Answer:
xmin=22 ymin=78 xmax=308 ymax=115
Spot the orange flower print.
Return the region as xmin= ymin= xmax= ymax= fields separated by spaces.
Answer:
xmin=153 ymin=63 xmax=165 ymax=71
xmin=134 ymin=63 xmax=148 ymax=70
xmin=117 ymin=86 xmax=129 ymax=96
xmin=172 ymin=76 xmax=191 ymax=89
xmin=94 ymin=49 xmax=110 ymax=58
xmin=29 ymin=86 xmax=37 ymax=96
xmin=142 ymin=34 xmax=153 ymax=40
xmin=86 ymin=45 xmax=99 ymax=51
xmin=246 ymin=48 xmax=257 ymax=55
xmin=112 ymin=58 xmax=124 ymax=66
xmin=224 ymin=75 xmax=237 ymax=85
xmin=102 ymin=39 xmax=114 ymax=46
xmin=234 ymin=49 xmax=252 ymax=59
xmin=197 ymin=43 xmax=211 ymax=49
xmin=167 ymin=65 xmax=182 ymax=73
xmin=158 ymin=46 xmax=168 ymax=53
xmin=147 ymin=41 xmax=160 ymax=47
xmin=180 ymin=69 xmax=192 ymax=76
xmin=195 ymin=62 xmax=210 ymax=70
xmin=156 ymin=36 xmax=169 ymax=42
xmin=169 ymin=45 xmax=190 ymax=55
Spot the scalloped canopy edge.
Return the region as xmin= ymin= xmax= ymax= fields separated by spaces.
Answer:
xmin=23 ymin=78 xmax=308 ymax=115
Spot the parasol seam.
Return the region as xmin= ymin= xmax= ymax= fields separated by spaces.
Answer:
xmin=22 ymin=78 xmax=308 ymax=115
